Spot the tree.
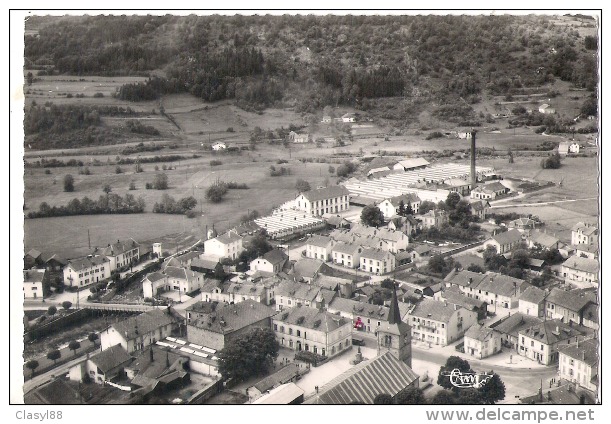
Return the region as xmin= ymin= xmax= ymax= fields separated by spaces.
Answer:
xmin=129 ymin=181 xmax=137 ymax=190
xmin=419 ymin=200 xmax=436 ymax=215
xmin=206 ymin=184 xmax=228 ymax=203
xmin=395 ymin=387 xmax=426 ymax=405
xmin=457 ymin=388 xmax=484 ymax=404
xmin=218 ymin=327 xmax=279 ymax=381
xmin=61 ymin=301 xmax=72 ymax=310
xmin=467 ymin=264 xmax=484 ymax=273
xmin=68 ymin=340 xmax=81 ymax=356
xmin=373 ymin=393 xmax=394 ymax=404
xmin=428 ymin=255 xmax=455 ymax=276
xmin=86 ymin=333 xmax=99 ymax=347
xmin=115 ymin=166 xmax=123 ymax=174
xmin=446 ymin=192 xmax=461 ymax=210
xmin=361 ymin=205 xmax=385 ymax=227
xmin=295 ymin=179 xmax=311 ymax=193
xmin=431 ymin=390 xmax=456 ymax=404
xmin=478 ymin=372 xmax=506 ymax=404
xmin=438 ymin=356 xmax=474 ymax=392
xmin=380 ymin=278 xmax=395 ymax=290
xmin=214 ymin=263 xmax=227 ymax=281
xmin=47 ymin=349 xmax=61 ymax=365
xmin=580 ymin=97 xmax=597 ymax=117
xmin=47 ymin=305 xmax=57 ymax=317
xmin=26 ymin=71 xmax=34 ymax=86
xmin=541 ymin=152 xmax=562 ymax=169
xmin=63 ymin=174 xmax=75 ymax=192
xmin=103 ymin=184 xmax=112 ymax=194
xmin=398 ymin=200 xmax=406 ymax=216
xmin=25 ymin=360 xmax=39 ymax=377
xmin=153 ymin=173 xmax=169 ymax=190
xmin=508 ymin=149 xmax=514 ymax=164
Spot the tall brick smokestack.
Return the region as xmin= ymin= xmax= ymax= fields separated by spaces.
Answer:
xmin=470 ymin=130 xmax=477 ymax=188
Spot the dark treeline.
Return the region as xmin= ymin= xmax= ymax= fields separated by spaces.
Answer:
xmin=152 ymin=194 xmax=197 ymax=214
xmin=25 ymin=154 xmax=198 ymax=168
xmin=27 ymin=194 xmax=145 ymax=218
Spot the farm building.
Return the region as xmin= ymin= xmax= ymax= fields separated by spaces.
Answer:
xmin=470 ymin=181 xmax=510 ymax=200
xmin=561 ymin=256 xmax=599 ymax=288
xmin=393 ymin=158 xmax=430 ymax=172
xmin=23 ymin=269 xmax=47 ymax=300
xmin=539 ymin=104 xmax=556 ymax=114
xmin=212 ymin=142 xmax=226 ymax=150
xmin=288 ymin=131 xmax=309 ymax=143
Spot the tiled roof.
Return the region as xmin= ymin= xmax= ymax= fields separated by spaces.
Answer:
xmin=490 ymin=312 xmax=542 ymax=338
xmin=23 ymin=269 xmax=46 ymax=283
xmin=292 ymin=258 xmax=324 ymax=278
xmin=306 ymin=235 xmax=333 ymax=248
xmin=572 ymin=222 xmax=598 ymax=236
xmin=191 ymin=258 xmax=220 ymax=271
xmin=190 ymin=300 xmax=275 ymax=334
xmin=41 ymin=253 xmax=67 ymax=265
xmin=301 ymin=185 xmax=350 ymax=202
xmin=441 ymin=290 xmax=487 ymax=311
xmin=273 ymin=306 xmax=349 ymax=332
xmin=253 ymin=364 xmax=303 ymax=393
xmin=315 ymin=274 xmax=352 ymax=290
xmin=252 ymin=382 xmax=304 ymax=404
xmin=519 ymin=319 xmax=587 ymax=345
xmin=89 ymin=344 xmax=132 ymax=373
xmin=545 ymin=288 xmax=597 ymax=312
xmin=215 ymin=231 xmax=242 ymax=245
xmin=98 ymin=239 xmax=139 ymax=257
xmin=350 ymin=225 xmax=407 ymax=243
xmin=482 ymin=181 xmax=509 ymax=192
xmin=329 ymin=297 xmax=409 ymax=322
xmin=359 ymin=248 xmax=393 ymax=262
xmin=263 ymin=249 xmax=289 ymax=266
xmin=26 ymin=248 xmax=42 ymax=259
xmin=145 ymin=272 xmax=166 ymax=283
xmin=476 ymin=273 xmax=528 ymax=297
xmin=491 ymin=229 xmax=523 ymax=246
xmin=469 ymin=200 xmax=488 ymax=212
xmin=332 ymin=242 xmax=361 ymax=255
xmin=408 ymin=298 xmax=462 ymax=323
xmin=387 ymin=193 xmax=421 ymax=207
xmin=509 ymin=217 xmax=535 ymax=227
xmin=164 ymin=266 xmax=204 ymax=284
xmin=111 ymin=309 xmax=176 ymax=341
xmin=465 ymin=324 xmax=496 ymax=342
xmin=562 ymin=256 xmax=599 ymax=274
xmin=275 ymin=280 xmax=320 ymax=303
xmin=396 ymin=158 xmax=430 ymax=169
xmin=303 ymin=351 xmax=419 ymax=404
xmin=66 ymin=255 xmax=110 ymax=271
xmin=558 ymin=339 xmax=598 ymax=367
xmin=519 ymin=286 xmax=546 ymax=304
xmin=445 ymin=270 xmax=487 ymax=288
xmin=529 ymin=231 xmax=559 ymax=248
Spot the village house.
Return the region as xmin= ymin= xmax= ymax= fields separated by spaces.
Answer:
xmin=409 ymin=245 xmax=433 ymax=263
xmin=484 ymin=229 xmax=524 ymax=254
xmin=225 ymin=282 xmax=268 ymax=305
xmin=574 ymin=244 xmax=598 ymax=260
xmin=272 ymin=304 xmax=352 ymax=358
xmin=377 ymin=194 xmax=421 ymax=220
xmin=96 ymin=239 xmax=140 ymax=272
xmin=348 ymin=225 xmax=409 ymax=253
xmin=290 ymin=258 xmax=328 ymax=283
xmin=445 ymin=269 xmax=529 ymax=309
xmin=63 ymin=255 xmax=111 ymax=288
xmin=437 ymin=285 xmax=488 ymax=320
xmin=387 ymin=215 xmax=420 ymax=235
xmin=359 ymin=248 xmax=396 ymax=274
xmin=558 ymin=338 xmax=599 ymax=393
xmin=211 ymin=141 xmax=226 ymax=150
xmin=186 ymin=301 xmax=220 ymax=324
xmin=469 ymin=199 xmax=490 ymax=221
xmin=142 ymin=272 xmax=168 ymax=299
xmin=125 ymin=347 xmax=190 ymax=391
xmin=200 ymin=279 xmax=226 ymax=303
xmin=187 ymin=300 xmax=276 ymax=351
xmin=294 ymin=186 xmax=350 ymax=216
xmin=274 ymin=280 xmax=335 ymax=312
xmin=163 ymin=251 xmax=201 ymax=269
xmin=490 ymin=312 xmax=543 ymax=351
xmin=322 ymin=214 xmax=351 ymax=229
xmin=304 ymin=235 xmax=334 ymax=261
xmin=341 ymin=112 xmax=356 ymax=122
xmin=571 ymin=222 xmax=598 ymax=246
xmin=190 ymin=257 xmax=223 ymax=276
xmin=249 ymin=249 xmax=289 ymax=274
xmin=23 ymin=269 xmax=47 ymax=300
xmin=327 ymin=297 xmax=410 ymax=335
xmin=470 ymin=181 xmax=510 ymax=200
xmin=407 ymin=298 xmax=478 ymax=346
xmin=163 ymin=266 xmax=205 ymax=295
xmin=527 ymin=230 xmax=562 ymax=250
xmin=463 ymin=324 xmax=501 ymax=359
xmin=204 ymin=230 xmax=243 ymax=260
xmin=392 ymin=158 xmax=430 ymax=172
xmin=100 ymin=309 xmax=177 ymax=354
xmin=539 ymin=104 xmax=556 ymax=114
xmin=24 ymin=248 xmax=43 ymax=270
xmin=419 ymin=209 xmax=449 ymax=229
xmin=442 ymin=178 xmax=472 ymax=196
xmin=561 ymin=256 xmax=599 ymax=288
xmin=519 ymin=286 xmax=547 ymax=318
xmin=544 ymin=287 xmax=597 ymax=326
xmin=518 ymin=319 xmax=589 ymax=365
xmin=331 ymin=242 xmax=362 ymax=269
xmin=69 ymin=344 xmax=133 ymax=385
xmin=508 ymin=217 xmax=536 ymax=233
xmin=582 ymin=303 xmax=599 ymax=331
xmin=288 ymin=131 xmax=310 ymax=144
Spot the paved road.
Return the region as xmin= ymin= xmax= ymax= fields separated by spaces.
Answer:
xmin=490 ymin=197 xmax=597 ymax=209
xmin=23 ymin=349 xmax=95 ymax=396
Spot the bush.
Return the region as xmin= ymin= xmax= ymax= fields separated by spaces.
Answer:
xmin=210 ymin=160 xmax=223 ymax=166
xmin=44 ymin=169 xmax=51 ymax=175
xmin=226 ymin=127 xmax=234 ymax=132
xmin=93 ymin=92 xmax=104 ymax=98
xmin=426 ymin=131 xmax=444 ymax=140
xmin=63 ymin=174 xmax=75 ymax=192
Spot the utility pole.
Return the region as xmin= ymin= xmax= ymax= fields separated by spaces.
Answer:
xmin=88 ymin=229 xmax=91 ymax=250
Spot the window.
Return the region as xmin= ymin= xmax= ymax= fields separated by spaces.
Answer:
xmin=541 ymin=344 xmax=544 ymax=351
xmin=280 ymin=326 xmax=285 ymax=333
xmin=289 ymin=328 xmax=293 ymax=336
xmin=303 ymin=332 xmax=306 ymax=339
xmin=314 ymin=347 xmax=318 ymax=354
xmin=531 ymin=341 xmax=534 ymax=347
xmin=274 ymin=324 xmax=278 ymax=331
xmin=297 ymin=330 xmax=301 ymax=337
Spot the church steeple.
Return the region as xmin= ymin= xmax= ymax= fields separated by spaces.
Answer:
xmin=376 ymin=281 xmax=412 ymax=367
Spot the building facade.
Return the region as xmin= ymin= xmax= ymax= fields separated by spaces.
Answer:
xmin=295 ymin=186 xmax=350 ymax=216
xmin=63 ymin=256 xmax=111 ymax=288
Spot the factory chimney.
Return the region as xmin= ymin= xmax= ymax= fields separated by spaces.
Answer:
xmin=470 ymin=130 xmax=477 ymax=188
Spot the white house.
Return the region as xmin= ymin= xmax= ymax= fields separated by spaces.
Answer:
xmin=164 ymin=266 xmax=206 ymax=294
xmin=295 ymin=185 xmax=350 ymax=216
xmin=341 ymin=113 xmax=356 ymax=123
xmin=558 ymin=339 xmax=598 ymax=393
xmin=539 ymin=104 xmax=556 ymax=114
xmin=470 ymin=182 xmax=510 ymax=200
xmin=562 ymin=256 xmax=599 ymax=288
xmin=571 ymin=222 xmax=598 ymax=246
xmin=331 ymin=242 xmax=362 ymax=269
xmin=518 ymin=319 xmax=588 ymax=365
xmin=69 ymin=344 xmax=133 ymax=385
xmin=204 ymin=230 xmax=243 ymax=260
xmin=359 ymin=248 xmax=396 ymax=274
xmin=305 ymin=235 xmax=334 ymax=261
xmin=250 ymin=249 xmax=289 ymax=274
xmin=96 ymin=239 xmax=140 ymax=272
xmin=469 ymin=200 xmax=490 ymax=220
xmin=100 ymin=309 xmax=177 ymax=354
xmin=377 ymin=194 xmax=421 ymax=220
xmin=142 ymin=272 xmax=168 ymax=299
xmin=407 ymin=299 xmax=478 ymax=347
xmin=212 ymin=142 xmax=227 ymax=151
xmin=23 ymin=269 xmax=46 ymax=300
xmin=420 ymin=210 xmax=449 ymax=229
xmin=519 ymin=286 xmax=547 ymax=317
xmin=463 ymin=324 xmax=501 ymax=359
xmin=63 ymin=256 xmax=111 ymax=288
xmin=288 ymin=131 xmax=309 ymax=143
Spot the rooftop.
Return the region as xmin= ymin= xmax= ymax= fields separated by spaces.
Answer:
xmin=306 ymin=235 xmax=333 ymax=248
xmin=89 ymin=344 xmax=133 ymax=373
xmin=215 ymin=230 xmax=242 ymax=245
xmin=252 ymin=363 xmax=303 ymax=393
xmin=303 ymin=351 xmax=419 ymax=404
xmin=489 ymin=312 xmax=542 ymax=338
xmin=465 ymin=324 xmax=496 ymax=342
xmin=291 ymin=258 xmax=325 ymax=279
xmin=519 ymin=319 xmax=587 ymax=345
xmin=395 ymin=158 xmax=430 ymax=169
xmin=529 ymin=231 xmax=560 ymax=248
xmin=301 ymin=185 xmax=350 ymax=202
xmin=262 ymin=249 xmax=289 ymax=266
xmin=66 ymin=255 xmax=110 ymax=271
xmin=491 ymin=229 xmax=523 ymax=246
xmin=558 ymin=339 xmax=599 ymax=367
xmin=190 ymin=299 xmax=276 ymax=334
xmin=190 ymin=257 xmax=220 ymax=271
xmin=562 ymin=256 xmax=599 ymax=274
xmin=273 ymin=306 xmax=349 ymax=332
xmin=328 ymin=297 xmax=410 ymax=322
xmin=519 ymin=286 xmax=547 ymax=304
xmin=98 ymin=239 xmax=139 ymax=257
xmin=408 ymin=298 xmax=462 ymax=323
xmin=251 ymin=382 xmax=304 ymax=404
xmin=23 ymin=269 xmax=46 ymax=283
xmin=359 ymin=247 xmax=393 ymax=261
xmin=110 ymin=309 xmax=177 ymax=342
xmin=546 ymin=288 xmax=597 ymax=312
